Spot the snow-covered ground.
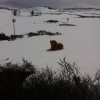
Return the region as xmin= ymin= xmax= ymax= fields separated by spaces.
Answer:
xmin=0 ymin=7 xmax=100 ymax=78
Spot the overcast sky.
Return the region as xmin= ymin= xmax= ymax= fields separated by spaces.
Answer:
xmin=0 ymin=0 xmax=100 ymax=8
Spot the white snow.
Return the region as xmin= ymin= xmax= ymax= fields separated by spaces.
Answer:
xmin=0 ymin=8 xmax=100 ymax=78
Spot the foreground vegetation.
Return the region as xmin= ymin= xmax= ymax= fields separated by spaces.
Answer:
xmin=0 ymin=57 xmax=100 ymax=100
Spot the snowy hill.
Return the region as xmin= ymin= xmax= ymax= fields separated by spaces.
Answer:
xmin=0 ymin=8 xmax=100 ymax=78
xmin=21 ymin=7 xmax=58 ymax=14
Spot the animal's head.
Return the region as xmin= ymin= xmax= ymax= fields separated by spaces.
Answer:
xmin=50 ymin=40 xmax=57 ymax=47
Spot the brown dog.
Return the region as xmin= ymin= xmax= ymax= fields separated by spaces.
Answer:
xmin=47 ymin=40 xmax=63 ymax=51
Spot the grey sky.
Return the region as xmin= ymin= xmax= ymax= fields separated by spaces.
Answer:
xmin=0 ymin=0 xmax=100 ymax=8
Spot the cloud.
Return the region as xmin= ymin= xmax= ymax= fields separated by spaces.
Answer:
xmin=0 ymin=0 xmax=100 ymax=8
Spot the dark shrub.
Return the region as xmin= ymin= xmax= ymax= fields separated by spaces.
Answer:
xmin=59 ymin=24 xmax=76 ymax=26
xmin=31 ymin=10 xmax=34 ymax=16
xmin=10 ymin=34 xmax=23 ymax=40
xmin=0 ymin=33 xmax=10 ymax=41
xmin=46 ymin=20 xmax=59 ymax=23
xmin=23 ymin=57 xmax=100 ymax=100
xmin=27 ymin=30 xmax=62 ymax=37
xmin=12 ymin=9 xmax=17 ymax=16
xmin=0 ymin=58 xmax=36 ymax=100
xmin=0 ymin=57 xmax=99 ymax=100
